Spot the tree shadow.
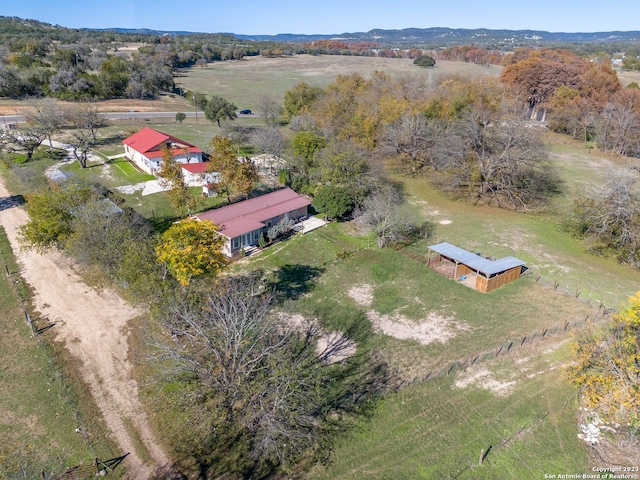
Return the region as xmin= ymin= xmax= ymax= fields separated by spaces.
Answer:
xmin=0 ymin=194 xmax=25 ymax=212
xmin=267 ymin=264 xmax=324 ymax=302
xmin=95 ymin=134 xmax=126 ymax=146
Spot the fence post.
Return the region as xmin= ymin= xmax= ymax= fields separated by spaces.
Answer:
xmin=520 ymin=336 xmax=527 ymax=346
xmin=542 ymin=328 xmax=548 ymax=338
xmin=4 ymin=263 xmax=9 ymax=277
xmin=25 ymin=310 xmax=35 ymax=337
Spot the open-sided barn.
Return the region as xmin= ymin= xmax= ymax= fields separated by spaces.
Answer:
xmin=428 ymin=242 xmax=526 ymax=292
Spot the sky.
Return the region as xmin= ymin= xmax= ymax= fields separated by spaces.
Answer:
xmin=3 ymin=0 xmax=640 ymax=36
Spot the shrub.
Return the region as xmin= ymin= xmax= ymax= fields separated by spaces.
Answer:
xmin=312 ymin=185 xmax=354 ymax=220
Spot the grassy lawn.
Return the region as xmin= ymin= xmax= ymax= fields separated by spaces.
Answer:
xmin=250 ymin=227 xmax=593 ymax=479
xmin=249 ymin=225 xmax=595 ymax=377
xmin=0 ymin=226 xmax=119 ymax=477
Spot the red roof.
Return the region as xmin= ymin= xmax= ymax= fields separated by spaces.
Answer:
xmin=122 ymin=127 xmax=203 ymax=157
xmin=197 ymin=188 xmax=310 ymax=239
xmin=182 ymin=162 xmax=210 ymax=173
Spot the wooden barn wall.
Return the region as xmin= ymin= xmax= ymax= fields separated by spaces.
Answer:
xmin=475 ymin=275 xmax=488 ymax=292
xmin=455 ymin=263 xmax=473 ymax=279
xmin=484 ymin=267 xmax=521 ymax=293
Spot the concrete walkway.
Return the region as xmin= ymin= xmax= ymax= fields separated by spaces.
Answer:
xmin=296 ymin=216 xmax=327 ymax=234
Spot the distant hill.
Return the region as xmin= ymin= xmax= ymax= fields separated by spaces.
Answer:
xmin=86 ymin=26 xmax=640 ymax=49
xmin=235 ymin=27 xmax=640 ymax=48
xmin=2 ymin=16 xmax=640 ymax=50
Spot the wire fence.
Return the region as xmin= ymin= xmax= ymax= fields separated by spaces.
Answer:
xmin=393 ymin=305 xmax=611 ymax=390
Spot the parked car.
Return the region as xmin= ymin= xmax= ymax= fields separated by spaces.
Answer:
xmin=239 ymin=109 xmax=252 ymax=115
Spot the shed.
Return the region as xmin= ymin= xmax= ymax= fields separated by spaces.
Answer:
xmin=428 ymin=242 xmax=525 ymax=292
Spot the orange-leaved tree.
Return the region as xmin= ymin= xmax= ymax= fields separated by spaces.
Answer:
xmin=155 ymin=219 xmax=226 ymax=286
xmin=567 ymin=292 xmax=640 ymax=426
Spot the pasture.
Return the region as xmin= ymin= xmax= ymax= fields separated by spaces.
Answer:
xmin=175 ymin=55 xmax=503 ymax=111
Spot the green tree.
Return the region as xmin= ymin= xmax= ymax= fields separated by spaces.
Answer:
xmin=157 ymin=146 xmax=198 ymax=215
xmin=312 ymin=185 xmax=354 ymax=220
xmin=19 ymin=183 xmax=96 ymax=251
xmin=175 ymin=112 xmax=186 ymax=123
xmin=67 ymin=204 xmax=152 ymax=277
xmin=97 ymin=56 xmax=130 ymax=98
xmin=204 ymin=95 xmax=237 ymax=128
xmin=567 ymin=291 xmax=640 ymax=426
xmin=208 ymin=135 xmax=258 ymax=202
xmin=290 ymin=131 xmax=325 ymax=175
xmin=155 ymin=219 xmax=226 ymax=286
xmin=282 ymin=82 xmax=323 ymax=121
xmin=413 ymin=55 xmax=436 ymax=67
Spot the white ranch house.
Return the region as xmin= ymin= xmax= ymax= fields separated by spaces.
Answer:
xmin=122 ymin=127 xmax=203 ymax=175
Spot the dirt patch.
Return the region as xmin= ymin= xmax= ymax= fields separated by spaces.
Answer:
xmin=0 ymin=177 xmax=170 ymax=478
xmin=368 ymin=311 xmax=465 ymax=345
xmin=0 ymin=94 xmax=189 ymax=116
xmin=275 ymin=313 xmax=357 ymax=364
xmin=455 ymin=366 xmax=516 ymax=396
xmin=348 ymin=284 xmax=374 ymax=308
xmin=348 ymin=284 xmax=468 ymax=345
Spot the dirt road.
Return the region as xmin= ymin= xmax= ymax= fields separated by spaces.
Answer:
xmin=0 ymin=177 xmax=170 ymax=478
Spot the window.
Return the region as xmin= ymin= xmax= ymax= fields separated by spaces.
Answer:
xmin=254 ymin=231 xmax=259 ymax=241
xmin=233 ymin=237 xmax=239 ymax=249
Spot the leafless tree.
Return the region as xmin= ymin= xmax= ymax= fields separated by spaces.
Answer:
xmin=258 ymin=95 xmax=283 ymax=127
xmin=68 ymin=103 xmax=108 ymax=142
xmin=442 ymin=100 xmax=557 ymax=209
xmin=357 ymin=184 xmax=421 ymax=247
xmin=8 ymin=125 xmax=47 ymax=160
xmin=567 ymin=172 xmax=640 ymax=266
xmin=250 ymin=126 xmax=286 ymax=172
xmin=25 ymin=100 xmax=65 ymax=150
xmin=595 ymin=100 xmax=640 ymax=156
xmin=152 ymin=273 xmax=388 ymax=474
xmin=68 ymin=130 xmax=93 ymax=168
xmin=154 ymin=275 xmax=322 ymax=467
xmin=378 ymin=113 xmax=450 ymax=174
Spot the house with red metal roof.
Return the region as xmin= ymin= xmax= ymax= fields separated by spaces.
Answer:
xmin=196 ymin=188 xmax=311 ymax=256
xmin=122 ymin=127 xmax=203 ymax=175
